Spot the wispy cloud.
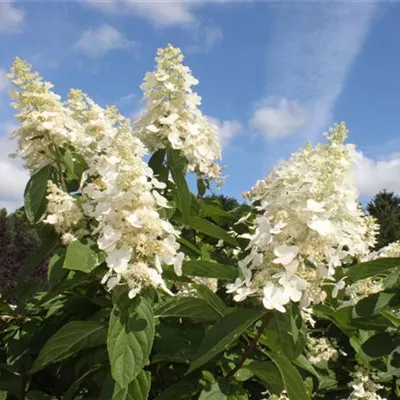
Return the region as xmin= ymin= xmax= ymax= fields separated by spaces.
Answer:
xmin=251 ymin=2 xmax=378 ymax=140
xmin=75 ymin=24 xmax=134 ymax=57
xmin=186 ymin=23 xmax=223 ymax=54
xmin=0 ymin=123 xmax=29 ymax=212
xmin=0 ymin=0 xmax=24 ymax=34
xmin=82 ymin=0 xmax=196 ymax=27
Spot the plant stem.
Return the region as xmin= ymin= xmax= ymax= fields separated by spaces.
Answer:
xmin=226 ymin=313 xmax=270 ymax=380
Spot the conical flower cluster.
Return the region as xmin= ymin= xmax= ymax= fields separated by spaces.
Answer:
xmin=228 ymin=123 xmax=378 ymax=312
xmin=134 ymin=44 xmax=222 ymax=179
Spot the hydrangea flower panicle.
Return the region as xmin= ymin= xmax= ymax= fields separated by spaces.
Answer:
xmin=134 ymin=44 xmax=222 ymax=180
xmin=228 ymin=123 xmax=378 ymax=312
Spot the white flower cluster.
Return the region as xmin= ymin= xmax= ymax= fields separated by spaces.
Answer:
xmin=43 ymin=181 xmax=84 ymax=244
xmin=8 ymin=58 xmax=80 ymax=171
xmin=343 ymin=367 xmax=386 ymax=400
xmin=362 ymin=240 xmax=400 ymax=261
xmin=134 ymin=44 xmax=222 ymax=179
xmin=228 ymin=123 xmax=378 ymax=312
xmin=339 ymin=240 xmax=400 ymax=306
xmin=306 ymin=336 xmax=339 ymax=365
xmin=9 ymin=59 xmax=185 ymax=299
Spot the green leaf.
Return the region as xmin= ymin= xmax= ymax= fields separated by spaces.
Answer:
xmin=293 ymin=354 xmax=320 ymax=379
xmin=183 ymin=260 xmax=238 ymax=281
xmin=108 ymin=295 xmax=155 ymax=387
xmin=24 ymin=164 xmax=54 ymax=223
xmin=187 ymin=308 xmax=263 ymax=374
xmin=26 ymin=391 xmax=57 ymax=400
xmin=47 ymin=251 xmax=67 ymax=287
xmin=63 ymin=364 xmax=106 ymax=400
xmin=149 ymin=149 xmax=168 ymax=183
xmin=260 ymin=307 xmax=306 ymax=360
xmin=361 ymin=332 xmax=400 ymax=358
xmin=0 ymin=391 xmax=6 ymax=400
xmin=246 ymin=361 xmax=284 ymax=395
xmin=188 ymin=217 xmax=238 ymax=247
xmin=156 ymin=380 xmax=200 ymax=400
xmin=197 ymin=178 xmax=206 ymax=197
xmin=31 ymin=321 xmax=107 ymax=372
xmin=195 ymin=285 xmax=228 ymax=317
xmin=64 ymin=240 xmax=100 ymax=273
xmin=265 ymin=351 xmax=310 ymax=400
xmin=155 ymin=297 xmax=221 ymax=321
xmin=168 ymin=149 xmax=191 ymax=222
xmin=112 ymin=370 xmax=151 ymax=400
xmin=345 ymin=258 xmax=400 ymax=281
xmin=354 ymin=290 xmax=400 ymax=318
xmin=200 ymin=204 xmax=235 ymax=222
xmin=198 ymin=380 xmax=248 ymax=400
xmin=177 ymin=237 xmax=201 ymax=256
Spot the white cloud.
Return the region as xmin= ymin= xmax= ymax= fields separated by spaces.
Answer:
xmin=186 ymin=24 xmax=223 ymax=53
xmin=0 ymin=1 xmax=24 ymax=34
xmin=75 ymin=24 xmax=134 ymax=57
xmin=82 ymin=0 xmax=196 ymax=27
xmin=208 ymin=117 xmax=242 ymax=147
xmin=250 ymin=97 xmax=308 ymax=139
xmin=354 ymin=150 xmax=400 ymax=197
xmin=0 ymin=123 xmax=29 ymax=212
xmin=259 ymin=2 xmax=378 ymax=139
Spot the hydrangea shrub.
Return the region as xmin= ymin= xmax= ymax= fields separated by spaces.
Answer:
xmin=0 ymin=45 xmax=399 ymax=400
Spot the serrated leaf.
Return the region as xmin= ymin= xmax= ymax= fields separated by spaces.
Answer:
xmin=345 ymin=258 xmax=400 ymax=281
xmin=31 ymin=321 xmax=107 ymax=372
xmin=112 ymin=370 xmax=151 ymax=400
xmin=187 ymin=309 xmax=263 ymax=374
xmin=24 ymin=164 xmax=54 ymax=223
xmin=64 ymin=240 xmax=100 ymax=273
xmin=188 ymin=217 xmax=238 ymax=247
xmin=108 ymin=295 xmax=155 ymax=387
xmin=183 ymin=260 xmax=237 ymax=281
xmin=155 ymin=297 xmax=221 ymax=321
xmin=198 ymin=380 xmax=248 ymax=400
xmin=265 ymin=351 xmax=310 ymax=400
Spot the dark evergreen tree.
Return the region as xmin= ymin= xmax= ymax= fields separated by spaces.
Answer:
xmin=367 ymin=190 xmax=400 ymax=250
xmin=0 ymin=207 xmax=45 ymax=294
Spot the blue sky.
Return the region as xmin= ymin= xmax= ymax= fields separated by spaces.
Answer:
xmin=1 ymin=0 xmax=400 ymax=211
